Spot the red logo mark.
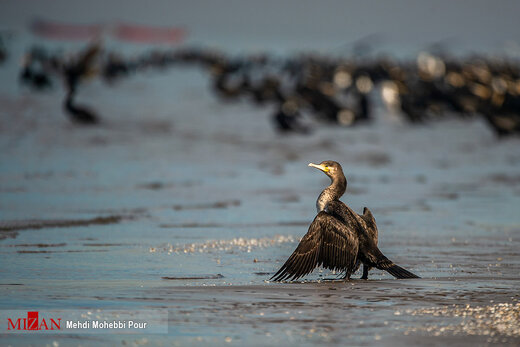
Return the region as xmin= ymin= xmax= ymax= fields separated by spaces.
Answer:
xmin=7 ymin=311 xmax=61 ymax=331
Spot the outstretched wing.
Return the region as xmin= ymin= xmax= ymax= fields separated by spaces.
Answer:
xmin=324 ymin=200 xmax=359 ymax=229
xmin=271 ymin=211 xmax=359 ymax=281
xmin=360 ymin=207 xmax=378 ymax=243
xmin=326 ymin=200 xmax=378 ymax=243
xmin=326 ymin=201 xmax=419 ymax=279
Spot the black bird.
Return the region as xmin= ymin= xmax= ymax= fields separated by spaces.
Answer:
xmin=20 ymin=65 xmax=53 ymax=90
xmin=272 ymin=99 xmax=311 ymax=134
xmin=271 ymin=161 xmax=419 ymax=281
xmin=62 ymin=42 xmax=101 ymax=124
xmin=63 ymin=90 xmax=99 ymax=125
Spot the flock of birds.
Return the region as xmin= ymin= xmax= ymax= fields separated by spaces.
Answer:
xmin=18 ymin=42 xmax=520 ymax=137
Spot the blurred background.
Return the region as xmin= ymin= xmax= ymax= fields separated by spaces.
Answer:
xmin=1 ymin=1 xmax=519 ymax=346
xmin=2 ymin=0 xmax=520 ymax=52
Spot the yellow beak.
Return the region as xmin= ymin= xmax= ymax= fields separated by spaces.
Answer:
xmin=308 ymin=162 xmax=329 ymax=172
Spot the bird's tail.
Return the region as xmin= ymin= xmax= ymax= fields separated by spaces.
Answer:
xmin=370 ymin=247 xmax=420 ymax=279
xmin=385 ymin=264 xmax=420 ymax=279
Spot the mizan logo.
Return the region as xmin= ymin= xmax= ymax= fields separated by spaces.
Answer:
xmin=7 ymin=311 xmax=61 ymax=331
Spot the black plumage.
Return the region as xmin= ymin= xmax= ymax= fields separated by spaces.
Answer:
xmin=62 ymin=42 xmax=101 ymax=124
xmin=271 ymin=211 xmax=359 ymax=281
xmin=271 ymin=160 xmax=419 ymax=281
xmin=63 ymin=91 xmax=99 ymax=125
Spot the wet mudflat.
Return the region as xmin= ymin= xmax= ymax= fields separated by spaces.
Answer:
xmin=0 ymin=65 xmax=519 ymax=346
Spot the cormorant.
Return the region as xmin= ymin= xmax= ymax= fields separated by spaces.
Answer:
xmin=61 ymin=42 xmax=101 ymax=124
xmin=272 ymin=99 xmax=311 ymax=134
xmin=63 ymin=90 xmax=99 ymax=124
xmin=271 ymin=161 xmax=419 ymax=281
xmin=20 ymin=64 xmax=53 ymax=90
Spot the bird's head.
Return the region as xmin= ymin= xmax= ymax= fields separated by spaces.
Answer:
xmin=308 ymin=160 xmax=344 ymax=180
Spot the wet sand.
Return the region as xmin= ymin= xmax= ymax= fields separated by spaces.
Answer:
xmin=1 ymin=2 xmax=520 ymax=343
xmin=1 ymin=82 xmax=519 ymax=344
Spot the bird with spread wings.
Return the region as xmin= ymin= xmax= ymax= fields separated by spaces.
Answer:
xmin=271 ymin=161 xmax=419 ymax=281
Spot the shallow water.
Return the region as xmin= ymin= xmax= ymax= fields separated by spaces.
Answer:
xmin=1 ymin=70 xmax=519 ymax=345
xmin=1 ymin=1 xmax=520 ymax=344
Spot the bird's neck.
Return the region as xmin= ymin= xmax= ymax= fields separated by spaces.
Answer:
xmin=316 ymin=175 xmax=347 ymax=212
